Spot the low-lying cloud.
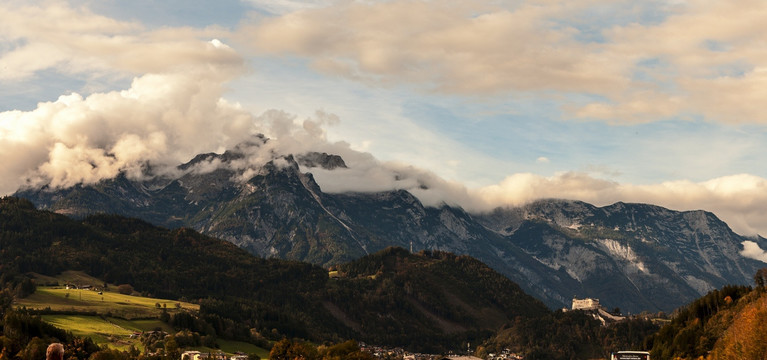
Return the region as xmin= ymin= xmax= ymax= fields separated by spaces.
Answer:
xmin=741 ymin=241 xmax=767 ymax=263
xmin=307 ymin=163 xmax=767 ymax=237
xmin=470 ymin=172 xmax=767 ymax=236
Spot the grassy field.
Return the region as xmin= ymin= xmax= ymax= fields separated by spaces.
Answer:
xmin=14 ymin=271 xmax=269 ymax=358
xmin=18 ymin=286 xmax=199 ymax=319
xmin=39 ymin=315 xmax=269 ymax=357
xmin=41 ymin=315 xmax=141 ymax=350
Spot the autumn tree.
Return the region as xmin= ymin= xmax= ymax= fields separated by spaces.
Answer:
xmin=16 ymin=337 xmax=47 ymax=360
xmin=319 ymin=340 xmax=373 ymax=360
xmin=164 ymin=335 xmax=180 ymax=360
xmin=269 ymin=339 xmax=319 ymax=360
xmin=708 ymin=295 xmax=767 ymax=359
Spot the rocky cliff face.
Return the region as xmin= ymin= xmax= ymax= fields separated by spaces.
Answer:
xmin=16 ymin=148 xmax=767 ymax=313
xmin=476 ymin=200 xmax=766 ymax=313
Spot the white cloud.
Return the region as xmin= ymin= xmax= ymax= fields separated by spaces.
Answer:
xmin=0 ymin=1 xmax=240 ymax=82
xmin=0 ymin=70 xmax=264 ymax=193
xmin=0 ymin=1 xmax=263 ymax=193
xmin=242 ymin=0 xmax=628 ymax=94
xmin=741 ymin=241 xmax=767 ymax=263
xmin=243 ymin=0 xmax=767 ymax=124
xmin=308 ymin=162 xmax=767 ymax=237
xmin=245 ymin=0 xmax=333 ymax=15
xmin=470 ymin=172 xmax=767 ymax=236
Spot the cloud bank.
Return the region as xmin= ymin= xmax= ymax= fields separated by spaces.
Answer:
xmin=244 ymin=0 xmax=767 ymax=124
xmin=307 ymin=160 xmax=767 ymax=236
xmin=0 ymin=70 xmax=264 ymax=193
xmin=245 ymin=0 xmax=626 ymax=94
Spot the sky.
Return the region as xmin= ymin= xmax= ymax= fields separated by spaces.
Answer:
xmin=2 ymin=0 xmax=767 ymax=246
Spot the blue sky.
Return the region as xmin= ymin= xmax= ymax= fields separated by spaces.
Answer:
xmin=3 ymin=0 xmax=767 ymax=243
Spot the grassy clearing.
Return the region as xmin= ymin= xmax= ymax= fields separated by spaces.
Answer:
xmin=17 ymin=286 xmax=198 ymax=319
xmin=36 ymin=308 xmax=269 ymax=356
xmin=41 ymin=315 xmax=140 ymax=350
xmin=109 ymin=318 xmax=173 ymax=333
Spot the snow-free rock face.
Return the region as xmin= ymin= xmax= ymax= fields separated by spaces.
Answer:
xmin=16 ymin=150 xmax=767 ymax=313
xmin=476 ymin=200 xmax=767 ymax=312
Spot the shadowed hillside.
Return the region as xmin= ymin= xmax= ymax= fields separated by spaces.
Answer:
xmin=0 ymin=196 xmax=547 ymax=354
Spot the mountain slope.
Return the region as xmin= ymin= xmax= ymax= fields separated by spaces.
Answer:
xmin=15 ymin=146 xmax=767 ymax=313
xmin=478 ymin=200 xmax=767 ymax=312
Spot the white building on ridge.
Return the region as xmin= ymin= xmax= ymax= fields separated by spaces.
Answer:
xmin=571 ymin=297 xmax=600 ymax=311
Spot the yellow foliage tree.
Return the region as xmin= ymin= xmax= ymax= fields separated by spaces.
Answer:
xmin=708 ymin=295 xmax=767 ymax=360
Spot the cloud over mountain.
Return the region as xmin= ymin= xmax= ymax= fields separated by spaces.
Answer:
xmin=0 ymin=1 xmax=256 ymax=193
xmin=0 ymin=70 xmax=265 ymax=193
xmin=309 ymin=165 xmax=767 ymax=236
xmin=4 ymin=0 xmax=767 ymax=240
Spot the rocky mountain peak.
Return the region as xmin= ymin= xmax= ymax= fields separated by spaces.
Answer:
xmin=297 ymin=152 xmax=348 ymax=170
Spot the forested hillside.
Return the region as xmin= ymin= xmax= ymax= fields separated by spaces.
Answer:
xmin=645 ymin=279 xmax=767 ymax=359
xmin=327 ymin=247 xmax=549 ymax=349
xmin=479 ymin=309 xmax=659 ymax=360
xmin=0 ymin=197 xmax=547 ymax=355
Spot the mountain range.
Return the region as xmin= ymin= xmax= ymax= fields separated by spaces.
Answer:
xmin=16 ymin=142 xmax=767 ymax=313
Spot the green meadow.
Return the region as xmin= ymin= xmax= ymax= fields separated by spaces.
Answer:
xmin=19 ymin=286 xmax=199 ymax=319
xmin=14 ymin=272 xmax=268 ymax=358
xmin=20 ymin=271 xmax=198 ymax=318
xmin=39 ymin=315 xmax=146 ymax=350
xmin=38 ymin=315 xmax=267 ymax=357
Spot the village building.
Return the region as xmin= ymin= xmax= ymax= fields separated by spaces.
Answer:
xmin=571 ymin=297 xmax=600 ymax=311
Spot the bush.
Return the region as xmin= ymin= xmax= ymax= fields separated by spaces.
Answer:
xmin=117 ymin=284 xmax=134 ymax=295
